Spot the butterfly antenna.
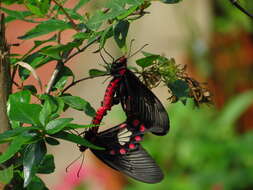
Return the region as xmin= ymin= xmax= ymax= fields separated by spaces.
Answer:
xmin=103 ymin=47 xmax=115 ymax=62
xmin=102 ymin=75 xmax=112 ymax=84
xmin=128 ymin=44 xmax=149 ymax=58
xmin=128 ymin=39 xmax=136 ymax=57
xmin=99 ymin=49 xmax=109 ymax=66
xmin=65 ymin=153 xmax=83 ymax=173
xmin=77 ymin=153 xmax=85 ymax=178
xmin=230 ymin=0 xmax=253 ymax=19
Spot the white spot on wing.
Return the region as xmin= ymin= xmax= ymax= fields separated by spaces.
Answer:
xmin=117 ymin=128 xmax=132 ymax=145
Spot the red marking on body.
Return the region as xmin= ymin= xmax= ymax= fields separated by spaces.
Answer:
xmin=118 ymin=69 xmax=126 ymax=75
xmin=135 ymin=136 xmax=141 ymax=142
xmin=110 ymin=150 xmax=116 ymax=155
xmin=133 ymin=119 xmax=139 ymax=126
xmin=129 ymin=143 xmax=135 ymax=149
xmin=140 ymin=124 xmax=146 ymax=132
xmin=119 ymin=123 xmax=127 ymax=128
xmin=119 ymin=148 xmax=126 ymax=154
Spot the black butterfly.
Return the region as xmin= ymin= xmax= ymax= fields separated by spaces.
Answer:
xmin=80 ymin=118 xmax=164 ymax=183
xmin=110 ymin=56 xmax=170 ymax=136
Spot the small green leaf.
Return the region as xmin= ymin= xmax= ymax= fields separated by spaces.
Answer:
xmin=0 ymin=165 xmax=13 ymax=185
xmin=0 ymin=7 xmax=34 ymax=23
xmin=23 ymin=140 xmax=47 ymax=187
xmin=39 ymin=100 xmax=52 ymax=126
xmin=136 ymin=55 xmax=160 ymax=68
xmin=19 ymin=19 xmax=71 ymax=40
xmin=73 ymin=32 xmax=90 ymax=40
xmin=89 ymin=69 xmax=107 ymax=77
xmin=51 ymin=131 xmax=104 ymax=150
xmin=38 ymin=94 xmax=58 ymax=114
xmin=23 ymin=85 xmax=38 ymax=94
xmin=53 ymin=66 xmax=74 ymax=91
xmin=45 ymin=137 xmax=60 ymax=146
xmin=0 ymin=127 xmax=36 ymax=144
xmin=37 ymin=154 xmax=55 ymax=174
xmin=27 ymin=176 xmax=48 ymax=190
xmin=86 ymin=11 xmax=105 ymax=31
xmin=100 ymin=26 xmax=113 ymax=49
xmin=24 ymin=0 xmax=50 ymax=17
xmin=83 ymin=101 xmax=96 ymax=117
xmin=65 ymin=123 xmax=93 ymax=130
xmin=113 ymin=20 xmax=130 ymax=52
xmin=45 ymin=118 xmax=73 ymax=134
xmin=8 ymin=102 xmax=42 ymax=125
xmin=61 ymin=95 xmax=90 ymax=111
xmin=0 ymin=131 xmax=39 ymax=164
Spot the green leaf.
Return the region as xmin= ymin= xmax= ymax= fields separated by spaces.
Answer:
xmin=86 ymin=10 xmax=105 ymax=31
xmin=116 ymin=5 xmax=138 ymax=20
xmin=53 ymin=66 xmax=74 ymax=91
xmin=113 ymin=20 xmax=130 ymax=52
xmin=218 ymin=90 xmax=253 ymax=127
xmin=73 ymin=32 xmax=90 ymax=40
xmin=9 ymin=102 xmax=42 ymax=125
xmin=0 ymin=131 xmax=39 ymax=164
xmin=161 ymin=0 xmax=182 ymax=4
xmin=65 ymin=123 xmax=93 ymax=130
xmin=38 ymin=94 xmax=59 ymax=114
xmin=89 ymin=69 xmax=107 ymax=77
xmin=8 ymin=90 xmax=31 ymax=104
xmin=136 ymin=55 xmax=160 ymax=68
xmin=0 ymin=7 xmax=34 ymax=23
xmin=83 ymin=101 xmax=96 ymax=117
xmin=27 ymin=176 xmax=48 ymax=190
xmin=24 ymin=0 xmax=50 ymax=17
xmin=23 ymin=140 xmax=47 ymax=187
xmin=73 ymin=0 xmax=91 ymax=11
xmin=39 ymin=100 xmax=52 ymax=126
xmin=0 ymin=165 xmax=13 ymax=184
xmin=23 ymin=85 xmax=37 ymax=94
xmin=45 ymin=118 xmax=73 ymax=134
xmin=51 ymin=131 xmax=104 ymax=150
xmin=0 ymin=127 xmax=36 ymax=144
xmin=100 ymin=26 xmax=113 ymax=49
xmin=37 ymin=154 xmax=55 ymax=174
xmin=19 ymin=19 xmax=71 ymax=40
xmin=45 ymin=137 xmax=60 ymax=146
xmin=61 ymin=95 xmax=89 ymax=111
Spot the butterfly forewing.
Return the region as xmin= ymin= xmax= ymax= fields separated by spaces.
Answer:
xmin=120 ymin=71 xmax=170 ymax=136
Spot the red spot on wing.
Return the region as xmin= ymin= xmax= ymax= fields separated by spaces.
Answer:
xmin=119 ymin=148 xmax=126 ymax=154
xmin=134 ymin=136 xmax=141 ymax=142
xmin=129 ymin=143 xmax=135 ymax=149
xmin=140 ymin=124 xmax=146 ymax=132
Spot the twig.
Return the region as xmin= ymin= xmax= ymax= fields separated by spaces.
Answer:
xmin=63 ymin=36 xmax=101 ymax=64
xmin=230 ymin=0 xmax=253 ymax=19
xmin=52 ymin=0 xmax=79 ymax=31
xmin=62 ymin=74 xmax=109 ymax=94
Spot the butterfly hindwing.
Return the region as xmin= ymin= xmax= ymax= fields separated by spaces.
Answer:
xmin=89 ymin=121 xmax=164 ymax=183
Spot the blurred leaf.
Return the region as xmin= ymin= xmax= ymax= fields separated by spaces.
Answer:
xmin=51 ymin=131 xmax=104 ymax=150
xmin=19 ymin=19 xmax=71 ymax=40
xmin=136 ymin=55 xmax=159 ymax=68
xmin=0 ymin=131 xmax=39 ymax=164
xmin=100 ymin=26 xmax=113 ymax=49
xmin=45 ymin=137 xmax=60 ymax=146
xmin=0 ymin=165 xmax=13 ymax=185
xmin=0 ymin=7 xmax=34 ymax=23
xmin=23 ymin=140 xmax=47 ymax=187
xmin=45 ymin=118 xmax=73 ymax=134
xmin=37 ymin=154 xmax=55 ymax=174
xmin=86 ymin=11 xmax=105 ymax=31
xmin=113 ymin=20 xmax=129 ymax=52
xmin=89 ymin=69 xmax=107 ymax=77
xmin=73 ymin=0 xmax=90 ymax=11
xmin=218 ymin=90 xmax=253 ymax=126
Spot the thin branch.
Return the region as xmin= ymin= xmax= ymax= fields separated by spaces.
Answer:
xmin=52 ymin=0 xmax=79 ymax=31
xmin=63 ymin=36 xmax=101 ymax=64
xmin=62 ymin=74 xmax=109 ymax=94
xmin=230 ymin=0 xmax=253 ymax=19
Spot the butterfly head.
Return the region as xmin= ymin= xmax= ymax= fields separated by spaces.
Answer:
xmin=110 ymin=56 xmax=127 ymax=76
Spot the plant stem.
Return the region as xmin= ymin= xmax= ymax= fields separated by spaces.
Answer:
xmin=62 ymin=74 xmax=109 ymax=94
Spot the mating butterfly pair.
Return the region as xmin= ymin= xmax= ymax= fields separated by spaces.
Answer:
xmin=80 ymin=56 xmax=169 ymax=183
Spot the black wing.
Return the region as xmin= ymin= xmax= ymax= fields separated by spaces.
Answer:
xmin=90 ymin=122 xmax=164 ymax=183
xmin=119 ymin=70 xmax=169 ymax=136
